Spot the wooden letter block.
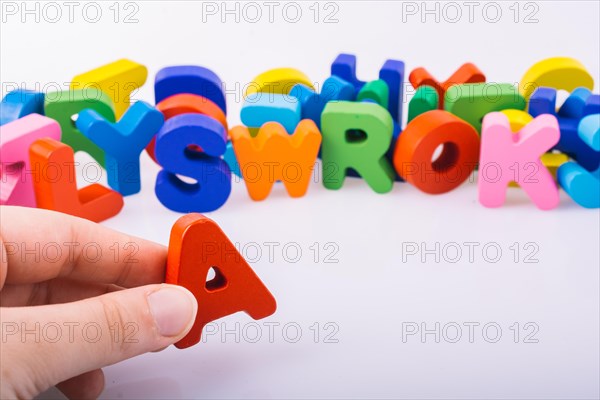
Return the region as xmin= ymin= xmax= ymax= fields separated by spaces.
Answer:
xmin=230 ymin=120 xmax=321 ymax=200
xmin=166 ymin=213 xmax=277 ymax=348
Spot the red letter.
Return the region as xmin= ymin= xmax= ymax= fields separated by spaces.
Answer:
xmin=394 ymin=110 xmax=480 ymax=194
xmin=166 ymin=213 xmax=277 ymax=349
xmin=29 ymin=138 xmax=123 ymax=222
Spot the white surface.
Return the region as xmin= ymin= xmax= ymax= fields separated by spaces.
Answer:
xmin=2 ymin=1 xmax=600 ymax=398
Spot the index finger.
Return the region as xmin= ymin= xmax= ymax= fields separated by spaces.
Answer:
xmin=0 ymin=206 xmax=167 ymax=288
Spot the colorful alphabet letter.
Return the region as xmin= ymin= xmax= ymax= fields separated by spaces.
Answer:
xmin=166 ymin=213 xmax=277 ymax=348
xmin=147 ymin=93 xmax=229 ymax=164
xmin=529 ymin=87 xmax=600 ymax=171
xmin=29 ymin=138 xmax=124 ymax=221
xmin=1 ymin=89 xmax=45 ymax=126
xmin=357 ymin=80 xmax=389 ymax=109
xmin=331 ymin=54 xmax=405 ymax=124
xmin=230 ymin=120 xmax=322 ymax=200
xmin=71 ymin=59 xmax=148 ymax=119
xmin=394 ymin=110 xmax=480 ymax=194
xmin=321 ymin=101 xmax=395 ymax=193
xmin=519 ymin=57 xmax=594 ymax=100
xmin=409 ymin=63 xmax=486 ymax=109
xmin=558 ymin=114 xmax=600 ymax=208
xmin=444 ymin=83 xmax=526 ymax=132
xmin=245 ymin=68 xmax=314 ymax=97
xmin=290 ymin=76 xmax=355 ymax=128
xmin=241 ymin=93 xmax=301 ymax=134
xmin=500 ymin=109 xmax=569 ymax=185
xmin=478 ymin=113 xmax=560 ymax=210
xmin=77 ymin=101 xmax=164 ymax=196
xmin=44 ymin=88 xmax=116 ymax=166
xmin=155 ymin=113 xmax=231 ymax=213
xmin=407 ymin=85 xmax=438 ymax=123
xmin=0 ymin=114 xmax=61 ymax=207
xmin=155 ymin=66 xmax=227 ymax=114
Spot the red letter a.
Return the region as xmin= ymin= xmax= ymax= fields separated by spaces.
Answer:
xmin=166 ymin=213 xmax=277 ymax=349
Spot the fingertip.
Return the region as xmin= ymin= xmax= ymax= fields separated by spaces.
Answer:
xmin=147 ymin=284 xmax=198 ymax=339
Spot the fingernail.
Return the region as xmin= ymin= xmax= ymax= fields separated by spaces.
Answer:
xmin=147 ymin=287 xmax=197 ymax=337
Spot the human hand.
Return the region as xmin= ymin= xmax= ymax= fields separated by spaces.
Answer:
xmin=0 ymin=206 xmax=198 ymax=399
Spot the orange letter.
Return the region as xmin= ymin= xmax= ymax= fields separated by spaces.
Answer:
xmin=409 ymin=63 xmax=485 ymax=109
xmin=231 ymin=119 xmax=321 ymax=200
xmin=166 ymin=213 xmax=277 ymax=349
xmin=29 ymin=138 xmax=124 ymax=222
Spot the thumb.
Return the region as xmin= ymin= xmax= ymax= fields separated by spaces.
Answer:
xmin=0 ymin=284 xmax=197 ymax=398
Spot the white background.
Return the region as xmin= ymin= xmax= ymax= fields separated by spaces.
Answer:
xmin=1 ymin=1 xmax=599 ymax=398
